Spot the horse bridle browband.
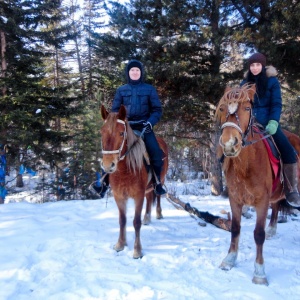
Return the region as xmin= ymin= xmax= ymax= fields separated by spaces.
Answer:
xmin=102 ymin=119 xmax=127 ymax=161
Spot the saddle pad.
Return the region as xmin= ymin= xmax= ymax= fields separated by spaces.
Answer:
xmin=262 ymin=137 xmax=280 ymax=192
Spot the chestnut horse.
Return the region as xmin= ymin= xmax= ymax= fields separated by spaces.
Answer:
xmin=215 ymin=84 xmax=300 ymax=285
xmin=100 ymin=105 xmax=168 ymax=258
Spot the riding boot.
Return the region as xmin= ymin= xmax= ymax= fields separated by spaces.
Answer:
xmin=283 ymin=163 xmax=300 ymax=207
xmin=152 ymin=165 xmax=166 ymax=195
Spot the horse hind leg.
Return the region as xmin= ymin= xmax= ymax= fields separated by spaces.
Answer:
xmin=155 ymin=193 xmax=163 ymax=219
xmin=143 ymin=191 xmax=163 ymax=225
xmin=266 ymin=201 xmax=280 ymax=239
xmin=143 ymin=192 xmax=153 ymax=225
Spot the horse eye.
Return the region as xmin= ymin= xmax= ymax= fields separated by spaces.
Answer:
xmin=120 ymin=132 xmax=124 ymax=137
xmin=245 ymin=107 xmax=251 ymax=111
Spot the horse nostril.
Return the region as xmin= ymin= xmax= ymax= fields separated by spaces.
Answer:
xmin=111 ymin=162 xmax=115 ymax=169
xmin=234 ymin=137 xmax=239 ymax=146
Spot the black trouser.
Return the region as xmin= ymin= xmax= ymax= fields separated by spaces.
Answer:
xmin=271 ymin=125 xmax=297 ymax=164
xmin=143 ymin=131 xmax=163 ymax=170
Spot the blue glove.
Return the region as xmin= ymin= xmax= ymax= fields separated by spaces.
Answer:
xmin=143 ymin=121 xmax=152 ymax=133
xmin=265 ymin=120 xmax=278 ymax=135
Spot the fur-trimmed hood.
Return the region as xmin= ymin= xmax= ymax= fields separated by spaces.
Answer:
xmin=244 ymin=65 xmax=278 ymax=79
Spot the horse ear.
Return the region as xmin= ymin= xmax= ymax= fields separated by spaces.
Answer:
xmin=100 ymin=105 xmax=108 ymax=120
xmin=118 ymin=105 xmax=127 ymax=121
xmin=247 ymin=84 xmax=256 ymax=101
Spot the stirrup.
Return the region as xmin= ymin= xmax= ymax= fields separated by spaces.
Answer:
xmin=100 ymin=185 xmax=109 ymax=198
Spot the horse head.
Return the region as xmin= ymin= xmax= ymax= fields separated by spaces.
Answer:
xmin=215 ymin=84 xmax=256 ymax=157
xmin=100 ymin=105 xmax=128 ymax=173
xmin=100 ymin=105 xmax=146 ymax=174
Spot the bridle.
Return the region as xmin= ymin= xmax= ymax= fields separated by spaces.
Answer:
xmin=101 ymin=119 xmax=146 ymax=162
xmin=102 ymin=119 xmax=127 ymax=161
xmin=219 ymin=98 xmax=270 ymax=148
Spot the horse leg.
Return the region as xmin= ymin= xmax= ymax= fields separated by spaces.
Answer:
xmin=133 ymin=197 xmax=144 ymax=259
xmin=266 ymin=201 xmax=280 ymax=239
xmin=143 ymin=191 xmax=163 ymax=225
xmin=143 ymin=192 xmax=153 ymax=225
xmin=220 ymin=202 xmax=242 ymax=270
xmin=114 ymin=200 xmax=127 ymax=252
xmin=156 ymin=194 xmax=163 ymax=219
xmin=252 ymin=201 xmax=269 ymax=286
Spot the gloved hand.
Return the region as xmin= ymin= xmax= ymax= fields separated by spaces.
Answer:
xmin=143 ymin=121 xmax=152 ymax=133
xmin=265 ymin=120 xmax=279 ymax=135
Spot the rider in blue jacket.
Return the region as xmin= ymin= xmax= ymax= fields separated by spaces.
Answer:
xmin=242 ymin=52 xmax=300 ymax=207
xmin=111 ymin=59 xmax=166 ymax=195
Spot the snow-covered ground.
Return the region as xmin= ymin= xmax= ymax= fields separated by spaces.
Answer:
xmin=1 ymin=174 xmax=300 ymax=300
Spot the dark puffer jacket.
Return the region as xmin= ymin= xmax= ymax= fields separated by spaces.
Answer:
xmin=241 ymin=66 xmax=282 ymax=126
xmin=111 ymin=60 xmax=162 ymax=126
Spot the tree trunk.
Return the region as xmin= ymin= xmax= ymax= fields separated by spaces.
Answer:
xmin=210 ymin=124 xmax=223 ymax=195
xmin=0 ymin=30 xmax=7 ymax=96
xmin=166 ymin=193 xmax=231 ymax=231
xmin=16 ymin=174 xmax=24 ymax=188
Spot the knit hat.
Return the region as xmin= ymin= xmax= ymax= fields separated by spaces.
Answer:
xmin=248 ymin=53 xmax=266 ymax=67
xmin=125 ymin=59 xmax=144 ymax=84
xmin=127 ymin=60 xmax=142 ymax=72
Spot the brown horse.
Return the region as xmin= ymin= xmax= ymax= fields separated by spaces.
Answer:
xmin=215 ymin=84 xmax=300 ymax=285
xmin=100 ymin=105 xmax=168 ymax=258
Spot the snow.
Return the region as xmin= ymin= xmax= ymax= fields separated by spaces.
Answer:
xmin=1 ymin=176 xmax=300 ymax=300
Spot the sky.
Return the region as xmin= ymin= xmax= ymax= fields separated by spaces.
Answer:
xmin=1 ymin=173 xmax=300 ymax=300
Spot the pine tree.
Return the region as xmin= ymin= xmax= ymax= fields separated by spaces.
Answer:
xmin=0 ymin=0 xmax=83 ymax=187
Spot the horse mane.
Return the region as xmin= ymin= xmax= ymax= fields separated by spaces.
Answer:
xmin=102 ymin=112 xmax=146 ymax=174
xmin=125 ymin=121 xmax=147 ymax=173
xmin=215 ymin=84 xmax=256 ymax=124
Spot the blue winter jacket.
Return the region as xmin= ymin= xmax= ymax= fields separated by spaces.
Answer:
xmin=112 ymin=60 xmax=162 ymax=127
xmin=241 ymin=66 xmax=282 ymax=126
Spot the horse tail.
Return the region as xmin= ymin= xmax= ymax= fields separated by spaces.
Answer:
xmin=277 ymin=199 xmax=296 ymax=215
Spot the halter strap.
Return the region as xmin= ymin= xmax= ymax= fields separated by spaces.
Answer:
xmin=102 ymin=119 xmax=127 ymax=160
xmin=221 ymin=122 xmax=243 ymax=134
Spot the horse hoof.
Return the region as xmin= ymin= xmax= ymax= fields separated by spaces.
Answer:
xmin=133 ymin=251 xmax=143 ymax=259
xmin=156 ymin=214 xmax=163 ymax=219
xmin=219 ymin=262 xmax=233 ymax=271
xmin=219 ymin=252 xmax=237 ymax=270
xmin=142 ymin=217 xmax=150 ymax=225
xmin=114 ymin=243 xmax=125 ymax=252
xmin=252 ymin=276 xmax=269 ymax=286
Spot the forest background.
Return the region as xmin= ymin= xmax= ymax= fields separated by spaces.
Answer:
xmin=0 ymin=0 xmax=300 ymax=200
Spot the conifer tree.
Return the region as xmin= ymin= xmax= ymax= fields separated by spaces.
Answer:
xmin=0 ymin=0 xmax=82 ymax=187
